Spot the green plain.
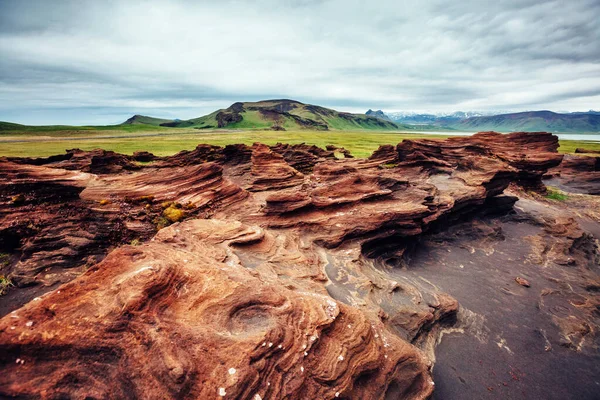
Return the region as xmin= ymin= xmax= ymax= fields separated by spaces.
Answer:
xmin=1 ymin=128 xmax=599 ymax=159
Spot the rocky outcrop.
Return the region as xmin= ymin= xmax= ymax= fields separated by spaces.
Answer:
xmin=248 ymin=144 xmax=305 ymax=191
xmin=0 ymin=220 xmax=434 ymax=399
xmin=0 ymin=161 xmax=247 ymax=289
xmin=270 ymin=143 xmax=338 ymax=173
xmin=0 ymin=132 xmax=597 ymax=399
xmin=575 ymin=148 xmax=600 ymax=154
xmin=545 ymin=154 xmax=600 ymax=195
xmin=6 ymin=148 xmax=140 ymax=174
xmin=132 ymin=151 xmax=157 ymax=162
xmin=395 ymin=132 xmax=563 ymax=192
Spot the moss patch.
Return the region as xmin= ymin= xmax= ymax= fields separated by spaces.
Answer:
xmin=545 ymin=187 xmax=569 ymax=201
xmin=0 ymin=275 xmax=13 ymax=296
xmin=163 ymin=205 xmax=185 ymax=223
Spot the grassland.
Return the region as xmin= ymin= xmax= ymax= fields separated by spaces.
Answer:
xmin=1 ymin=128 xmax=599 ymax=159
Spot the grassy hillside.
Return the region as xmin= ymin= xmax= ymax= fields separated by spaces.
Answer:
xmin=122 ymin=115 xmax=175 ymax=126
xmin=448 ymin=111 xmax=600 ymax=133
xmin=166 ymin=99 xmax=403 ymax=131
xmin=2 ymin=99 xmax=451 ymax=134
xmin=0 ymin=121 xmax=177 ymax=135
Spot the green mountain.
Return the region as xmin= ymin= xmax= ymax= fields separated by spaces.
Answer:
xmin=122 ymin=115 xmax=175 ymax=126
xmin=447 ymin=111 xmax=600 ymax=133
xmin=0 ymin=121 xmax=26 ymax=131
xmin=163 ymin=99 xmax=400 ymax=130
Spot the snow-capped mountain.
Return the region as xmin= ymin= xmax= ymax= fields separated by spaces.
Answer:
xmin=382 ymin=111 xmax=497 ymax=125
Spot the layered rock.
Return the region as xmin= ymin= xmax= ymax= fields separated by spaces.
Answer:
xmin=248 ymin=144 xmax=305 ymax=191
xmin=544 ymin=154 xmax=600 ymax=195
xmin=0 ymin=161 xmax=247 ymax=289
xmin=80 ymin=163 xmax=247 ymax=209
xmin=0 ymin=220 xmax=434 ymax=400
xmin=1 ymin=131 xmax=597 ymax=399
xmin=395 ymin=131 xmax=564 ymax=191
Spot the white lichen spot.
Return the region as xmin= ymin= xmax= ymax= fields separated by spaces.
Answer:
xmin=134 ymin=265 xmax=154 ymax=275
xmin=15 ymin=358 xmax=20 ymax=364
xmin=25 ymin=321 xmax=33 ymax=327
xmin=325 ymin=299 xmax=338 ymax=318
xmin=304 ymin=351 xmax=308 ymax=356
xmin=268 ymin=342 xmax=273 ymax=347
xmin=300 ymin=366 xmax=304 ymax=373
xmin=218 ymin=387 xmax=226 ymax=397
xmin=267 ymin=382 xmax=270 ymax=386
xmin=310 ymin=335 xmax=318 ymax=342
xmin=10 ymin=326 xmax=15 ymax=330
xmin=33 ymin=297 xmax=40 ymax=301
xmin=374 ymin=334 xmax=379 ymax=338
xmin=302 ymin=344 xmax=307 ymax=350
xmin=278 ymin=344 xmax=283 ymax=349
xmin=183 ymin=259 xmax=188 ymax=263
xmin=338 ymin=355 xmax=344 ymax=361
xmin=335 ymin=392 xmax=340 ymax=397
xmin=262 ymin=342 xmax=266 ymax=347
xmin=253 ymin=395 xmax=262 ymax=400
xmin=384 ymin=355 xmax=388 ymax=359
xmin=228 ymin=367 xmax=236 ymax=375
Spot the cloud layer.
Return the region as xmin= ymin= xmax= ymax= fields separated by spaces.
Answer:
xmin=1 ymin=0 xmax=599 ymax=124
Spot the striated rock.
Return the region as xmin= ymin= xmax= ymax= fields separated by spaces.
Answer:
xmin=158 ymin=144 xmax=226 ymax=167
xmin=574 ymin=148 xmax=600 ymax=154
xmin=0 ymin=161 xmax=128 ymax=287
xmin=396 ymin=132 xmax=563 ymax=192
xmin=270 ymin=143 xmax=338 ymax=173
xmin=0 ymin=131 xmax=597 ymax=399
xmin=53 ymin=149 xmax=141 ymax=174
xmin=0 ymin=161 xmax=247 ymax=290
xmin=0 ymin=219 xmax=434 ymax=400
xmin=248 ymin=144 xmax=305 ymax=191
xmin=80 ymin=163 xmax=247 ymax=210
xmin=544 ymin=154 xmax=600 ymax=195
xmin=132 ymin=151 xmax=157 ymax=162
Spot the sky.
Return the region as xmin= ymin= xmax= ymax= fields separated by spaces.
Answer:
xmin=1 ymin=0 xmax=599 ymax=125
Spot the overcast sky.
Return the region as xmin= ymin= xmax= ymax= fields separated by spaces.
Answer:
xmin=1 ymin=0 xmax=599 ymax=125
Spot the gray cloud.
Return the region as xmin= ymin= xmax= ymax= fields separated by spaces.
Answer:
xmin=0 ymin=0 xmax=599 ymax=124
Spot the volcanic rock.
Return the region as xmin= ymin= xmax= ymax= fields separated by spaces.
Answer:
xmin=0 ymin=131 xmax=598 ymax=399
xmin=0 ymin=219 xmax=434 ymax=399
xmin=544 ymin=154 xmax=600 ymax=195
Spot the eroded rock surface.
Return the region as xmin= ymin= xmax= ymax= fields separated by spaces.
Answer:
xmin=1 ymin=132 xmax=598 ymax=399
xmin=545 ymin=154 xmax=600 ymax=195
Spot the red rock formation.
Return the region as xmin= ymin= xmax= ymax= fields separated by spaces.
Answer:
xmin=396 ymin=131 xmax=563 ymax=191
xmin=248 ymin=144 xmax=305 ymax=191
xmin=545 ymin=154 xmax=600 ymax=195
xmin=80 ymin=163 xmax=247 ymax=209
xmin=574 ymin=148 xmax=600 ymax=154
xmin=0 ymin=220 xmax=434 ymax=400
xmin=1 ymin=132 xmax=596 ymax=399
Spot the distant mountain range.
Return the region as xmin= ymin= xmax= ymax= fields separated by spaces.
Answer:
xmin=125 ymin=100 xmax=401 ymax=131
xmin=2 ymin=101 xmax=600 ymax=133
xmin=367 ymin=109 xmax=600 ymax=133
xmin=379 ymin=110 xmax=492 ymax=125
